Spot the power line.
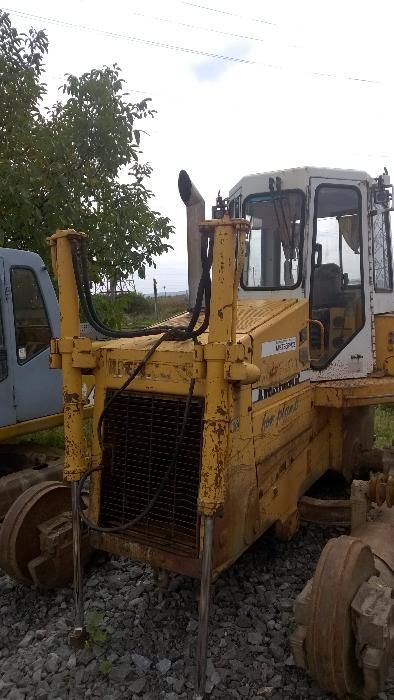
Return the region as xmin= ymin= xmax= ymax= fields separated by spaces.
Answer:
xmin=126 ymin=8 xmax=270 ymax=45
xmin=5 ymin=8 xmax=268 ymax=67
xmin=6 ymin=7 xmax=380 ymax=85
xmin=182 ymin=1 xmax=276 ymax=26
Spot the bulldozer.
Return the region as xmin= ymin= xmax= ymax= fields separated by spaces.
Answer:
xmin=12 ymin=165 xmax=394 ymax=698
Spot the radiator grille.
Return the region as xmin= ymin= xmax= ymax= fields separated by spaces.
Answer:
xmin=99 ymin=390 xmax=204 ymax=556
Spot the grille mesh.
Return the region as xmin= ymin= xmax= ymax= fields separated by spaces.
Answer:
xmin=99 ymin=390 xmax=204 ymax=556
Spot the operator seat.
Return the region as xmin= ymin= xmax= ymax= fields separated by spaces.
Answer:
xmin=312 ymin=263 xmax=342 ymax=308
xmin=311 ymin=263 xmax=343 ymax=351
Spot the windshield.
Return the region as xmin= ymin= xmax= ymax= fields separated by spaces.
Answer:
xmin=242 ymin=190 xmax=305 ymax=289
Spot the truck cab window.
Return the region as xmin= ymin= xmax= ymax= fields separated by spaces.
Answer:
xmin=311 ymin=186 xmax=364 ymax=368
xmin=242 ymin=190 xmax=304 ymax=289
xmin=11 ymin=268 xmax=52 ymax=364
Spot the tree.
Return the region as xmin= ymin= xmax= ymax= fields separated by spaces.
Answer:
xmin=0 ymin=11 xmax=173 ymax=287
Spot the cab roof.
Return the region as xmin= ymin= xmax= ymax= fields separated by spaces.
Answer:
xmin=229 ymin=166 xmax=373 ymax=198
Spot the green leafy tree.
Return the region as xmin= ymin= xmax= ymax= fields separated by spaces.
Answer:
xmin=0 ymin=10 xmax=173 ymax=287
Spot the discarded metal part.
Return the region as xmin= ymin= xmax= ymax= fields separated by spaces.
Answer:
xmin=305 ymin=536 xmax=376 ymax=698
xmin=299 ymin=495 xmax=351 ymax=526
xmin=0 ymin=481 xmax=90 ymax=588
xmin=353 ymin=507 xmax=394 ymax=583
xmin=69 ymin=625 xmax=89 ymax=649
xmin=351 ymin=576 xmax=394 ymax=698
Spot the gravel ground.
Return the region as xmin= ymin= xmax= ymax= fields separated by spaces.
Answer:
xmin=1 ymin=524 xmax=394 ymax=700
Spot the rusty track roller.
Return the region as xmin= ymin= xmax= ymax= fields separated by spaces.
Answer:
xmin=298 ymin=495 xmax=351 ymax=526
xmin=0 ymin=481 xmax=91 ymax=588
xmin=292 ymin=510 xmax=394 ymax=698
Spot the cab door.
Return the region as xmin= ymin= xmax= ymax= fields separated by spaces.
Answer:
xmin=4 ymin=250 xmax=63 ymax=423
xmin=0 ymin=258 xmax=16 ymax=427
xmin=306 ymin=178 xmax=373 ymax=379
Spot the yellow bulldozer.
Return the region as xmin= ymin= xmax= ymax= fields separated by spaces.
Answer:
xmin=4 ymin=165 xmax=394 ymax=698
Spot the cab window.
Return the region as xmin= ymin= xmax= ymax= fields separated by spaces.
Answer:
xmin=311 ymin=186 xmax=364 ymax=368
xmin=11 ymin=268 xmax=52 ymax=364
xmin=242 ymin=190 xmax=304 ymax=289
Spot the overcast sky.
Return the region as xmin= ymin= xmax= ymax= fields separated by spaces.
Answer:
xmin=6 ymin=0 xmax=394 ymax=294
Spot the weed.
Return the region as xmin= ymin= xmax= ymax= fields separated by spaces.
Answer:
xmin=98 ymin=660 xmax=113 ymax=675
xmin=86 ymin=611 xmax=108 ymax=645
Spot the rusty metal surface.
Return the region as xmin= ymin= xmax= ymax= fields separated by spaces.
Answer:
xmin=0 ymin=461 xmax=63 ymax=521
xmin=0 ymin=481 xmax=73 ymax=586
xmin=299 ymin=495 xmax=351 ymax=526
xmin=351 ymin=576 xmax=394 ymax=698
xmin=306 ymin=535 xmax=376 ymax=698
xmin=313 ymin=375 xmax=394 ymax=408
xmin=353 ymin=507 xmax=394 ymax=576
xmin=369 ymin=473 xmax=394 ymax=507
xmin=91 ymin=531 xmax=202 ymax=579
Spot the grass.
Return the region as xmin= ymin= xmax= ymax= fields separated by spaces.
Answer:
xmin=374 ymin=405 xmax=394 ymax=448
xmin=19 ymin=419 xmax=92 ymax=451
xmin=17 ymin=427 xmax=65 ymax=449
xmin=126 ymin=293 xmax=188 ymax=329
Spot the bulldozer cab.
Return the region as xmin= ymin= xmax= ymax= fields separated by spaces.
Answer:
xmin=230 ymin=167 xmax=393 ymax=380
xmin=0 ymin=248 xmax=63 ymax=427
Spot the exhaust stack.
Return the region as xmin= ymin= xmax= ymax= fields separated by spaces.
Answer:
xmin=178 ymin=170 xmax=205 ymax=309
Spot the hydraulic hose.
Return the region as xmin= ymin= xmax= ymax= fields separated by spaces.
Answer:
xmin=71 ymin=236 xmax=212 ymax=341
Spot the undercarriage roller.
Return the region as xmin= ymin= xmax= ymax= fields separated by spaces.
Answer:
xmin=292 ymin=518 xmax=394 ymax=699
xmin=0 ymin=481 xmax=91 ymax=588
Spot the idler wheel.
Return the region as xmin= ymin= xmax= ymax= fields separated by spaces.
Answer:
xmin=306 ymin=535 xmax=376 ymax=698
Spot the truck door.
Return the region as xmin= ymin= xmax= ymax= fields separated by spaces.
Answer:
xmin=0 ymin=259 xmax=16 ymax=427
xmin=6 ymin=252 xmax=63 ymax=422
xmin=307 ymin=178 xmax=373 ymax=379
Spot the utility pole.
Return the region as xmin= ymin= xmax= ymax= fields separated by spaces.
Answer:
xmin=153 ymin=278 xmax=158 ymax=321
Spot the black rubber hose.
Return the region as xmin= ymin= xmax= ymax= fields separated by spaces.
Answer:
xmin=71 ymin=236 xmax=212 ymax=340
xmin=77 ymin=377 xmax=196 ymax=533
xmin=71 ymin=244 xmax=176 ymax=339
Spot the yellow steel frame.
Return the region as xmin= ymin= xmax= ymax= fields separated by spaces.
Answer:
xmin=49 ymin=221 xmax=394 ymax=579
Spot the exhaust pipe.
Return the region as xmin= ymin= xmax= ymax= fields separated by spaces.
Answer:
xmin=178 ymin=170 xmax=205 ymax=309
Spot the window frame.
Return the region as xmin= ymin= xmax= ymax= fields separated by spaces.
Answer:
xmin=10 ymin=265 xmax=53 ymax=366
xmin=310 ymin=183 xmax=366 ymax=371
xmin=240 ymin=188 xmax=306 ymax=291
xmin=372 ymin=206 xmax=393 ymax=293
